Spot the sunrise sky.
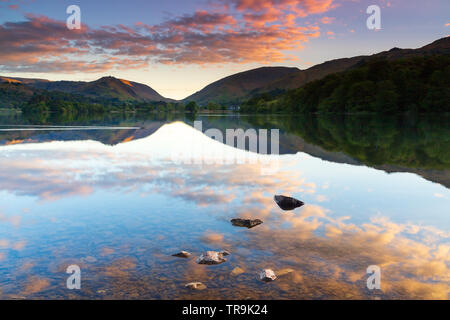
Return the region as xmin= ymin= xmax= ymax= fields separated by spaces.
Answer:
xmin=0 ymin=0 xmax=449 ymax=99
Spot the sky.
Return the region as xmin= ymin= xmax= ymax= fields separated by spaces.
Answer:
xmin=0 ymin=0 xmax=449 ymax=99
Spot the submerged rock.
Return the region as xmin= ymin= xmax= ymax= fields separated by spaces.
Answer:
xmin=172 ymin=251 xmax=191 ymax=258
xmin=274 ymin=195 xmax=304 ymax=211
xmin=185 ymin=282 xmax=207 ymax=290
xmin=259 ymin=269 xmax=277 ymax=282
xmin=221 ymin=250 xmax=231 ymax=256
xmin=231 ymin=267 xmax=245 ymax=276
xmin=231 ymin=218 xmax=263 ymax=229
xmin=276 ymin=268 xmax=295 ymax=277
xmin=196 ymin=251 xmax=227 ymax=265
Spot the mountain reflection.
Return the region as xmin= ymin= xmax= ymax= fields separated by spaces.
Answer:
xmin=1 ymin=113 xmax=449 ymax=187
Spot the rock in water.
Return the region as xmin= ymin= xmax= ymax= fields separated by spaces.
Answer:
xmin=185 ymin=282 xmax=207 ymax=290
xmin=259 ymin=269 xmax=277 ymax=282
xmin=231 ymin=218 xmax=263 ymax=229
xmin=221 ymin=250 xmax=231 ymax=256
xmin=230 ymin=267 xmax=245 ymax=276
xmin=196 ymin=251 xmax=227 ymax=265
xmin=172 ymin=251 xmax=191 ymax=258
xmin=274 ymin=195 xmax=304 ymax=211
xmin=276 ymin=268 xmax=295 ymax=277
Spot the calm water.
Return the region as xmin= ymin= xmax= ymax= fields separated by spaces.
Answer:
xmin=0 ymin=113 xmax=448 ymax=300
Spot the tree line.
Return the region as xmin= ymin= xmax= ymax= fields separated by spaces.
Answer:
xmin=240 ymin=55 xmax=450 ymax=114
xmin=0 ymin=84 xmax=203 ymax=115
xmin=245 ymin=113 xmax=449 ymax=170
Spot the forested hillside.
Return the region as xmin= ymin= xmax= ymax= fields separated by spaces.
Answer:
xmin=240 ymin=55 xmax=450 ymax=114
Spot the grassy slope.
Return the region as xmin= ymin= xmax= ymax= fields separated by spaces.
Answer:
xmin=183 ymin=66 xmax=299 ymax=105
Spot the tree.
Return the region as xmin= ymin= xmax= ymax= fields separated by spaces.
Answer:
xmin=185 ymin=101 xmax=198 ymax=113
xmin=206 ymin=102 xmax=221 ymax=111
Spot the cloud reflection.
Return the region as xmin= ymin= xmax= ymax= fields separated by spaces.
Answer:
xmin=0 ymin=122 xmax=448 ymax=299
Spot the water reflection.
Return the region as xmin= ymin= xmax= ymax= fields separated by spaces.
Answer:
xmin=1 ymin=113 xmax=449 ymax=186
xmin=0 ymin=117 xmax=448 ymax=300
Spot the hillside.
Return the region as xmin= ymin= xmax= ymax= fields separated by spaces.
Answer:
xmin=187 ymin=37 xmax=450 ymax=105
xmin=259 ymin=37 xmax=450 ymax=94
xmin=183 ymin=67 xmax=299 ymax=105
xmin=240 ymin=54 xmax=450 ymax=113
xmin=0 ymin=76 xmax=50 ymax=85
xmin=0 ymin=82 xmax=36 ymax=108
xmin=1 ymin=37 xmax=448 ymax=108
xmin=1 ymin=76 xmax=172 ymax=103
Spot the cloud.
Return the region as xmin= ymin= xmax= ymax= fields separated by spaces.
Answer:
xmin=0 ymin=0 xmax=337 ymax=72
xmin=239 ymin=210 xmax=450 ymax=299
xmin=320 ymin=16 xmax=335 ymax=24
xmin=315 ymin=194 xmax=328 ymax=202
xmin=0 ymin=213 xmax=21 ymax=227
xmin=201 ymin=231 xmax=227 ymax=245
xmin=12 ymin=240 xmax=26 ymax=251
xmin=225 ymin=0 xmax=336 ymax=16
xmin=0 ymin=122 xmax=316 ymax=206
xmin=0 ymin=239 xmax=9 ymax=248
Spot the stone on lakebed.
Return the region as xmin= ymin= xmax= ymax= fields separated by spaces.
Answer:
xmin=196 ymin=251 xmax=228 ymax=265
xmin=231 ymin=218 xmax=263 ymax=229
xmin=185 ymin=282 xmax=207 ymax=290
xmin=172 ymin=251 xmax=191 ymax=258
xmin=259 ymin=269 xmax=277 ymax=282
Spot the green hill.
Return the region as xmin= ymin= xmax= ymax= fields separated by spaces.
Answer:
xmin=0 ymin=82 xmax=37 ymax=108
xmin=240 ymin=54 xmax=450 ymax=113
xmin=189 ymin=37 xmax=450 ymax=106
xmin=1 ymin=76 xmax=172 ymax=103
xmin=183 ymin=67 xmax=299 ymax=105
xmin=257 ymin=37 xmax=450 ymax=94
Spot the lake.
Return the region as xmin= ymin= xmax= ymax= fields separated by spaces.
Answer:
xmin=0 ymin=112 xmax=448 ymax=299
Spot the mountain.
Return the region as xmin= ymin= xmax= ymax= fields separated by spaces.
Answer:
xmin=0 ymin=81 xmax=37 ymax=108
xmin=183 ymin=67 xmax=299 ymax=105
xmin=185 ymin=37 xmax=450 ymax=105
xmin=0 ymin=76 xmax=50 ymax=85
xmin=0 ymin=76 xmax=172 ymax=103
xmin=260 ymin=37 xmax=450 ymax=94
xmin=241 ymin=54 xmax=449 ymax=113
xmin=2 ymin=37 xmax=448 ymax=107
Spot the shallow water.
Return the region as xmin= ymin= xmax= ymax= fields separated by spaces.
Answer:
xmin=0 ymin=113 xmax=448 ymax=300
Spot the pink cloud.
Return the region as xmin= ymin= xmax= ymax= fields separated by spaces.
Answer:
xmin=320 ymin=16 xmax=335 ymax=24
xmin=0 ymin=0 xmax=337 ymax=72
xmin=226 ymin=0 xmax=335 ymax=15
